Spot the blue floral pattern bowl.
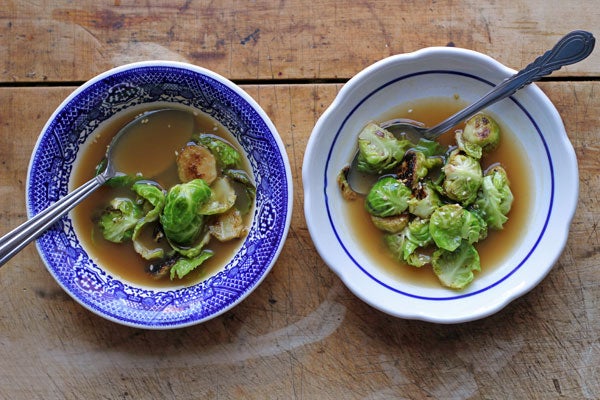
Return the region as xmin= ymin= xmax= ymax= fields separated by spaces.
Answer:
xmin=27 ymin=61 xmax=292 ymax=329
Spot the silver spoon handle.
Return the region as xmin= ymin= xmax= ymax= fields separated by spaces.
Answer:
xmin=0 ymin=176 xmax=105 ymax=266
xmin=425 ymin=30 xmax=595 ymax=139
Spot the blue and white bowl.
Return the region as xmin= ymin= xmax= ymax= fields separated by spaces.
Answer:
xmin=27 ymin=61 xmax=292 ymax=329
xmin=303 ymin=47 xmax=577 ymax=323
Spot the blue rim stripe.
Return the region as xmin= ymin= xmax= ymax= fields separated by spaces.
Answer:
xmin=324 ymin=70 xmax=554 ymax=300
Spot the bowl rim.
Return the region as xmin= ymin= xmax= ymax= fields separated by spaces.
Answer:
xmin=26 ymin=60 xmax=293 ymax=329
xmin=303 ymin=46 xmax=578 ymax=323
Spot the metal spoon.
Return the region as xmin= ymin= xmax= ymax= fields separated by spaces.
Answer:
xmin=0 ymin=108 xmax=194 ymax=266
xmin=347 ymin=30 xmax=595 ymax=194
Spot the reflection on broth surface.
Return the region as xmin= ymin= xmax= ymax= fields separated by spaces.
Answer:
xmin=344 ymin=97 xmax=532 ymax=287
xmin=71 ymin=103 xmax=254 ymax=288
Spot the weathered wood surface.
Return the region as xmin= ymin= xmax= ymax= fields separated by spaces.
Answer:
xmin=0 ymin=1 xmax=599 ymax=399
xmin=0 ymin=1 xmax=599 ymax=82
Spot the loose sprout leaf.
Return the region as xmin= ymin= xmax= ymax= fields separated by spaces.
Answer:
xmin=198 ymin=176 xmax=237 ymax=215
xmin=356 ymin=122 xmax=411 ymax=174
xmin=224 ymin=169 xmax=256 ymax=214
xmin=168 ymin=230 xmax=211 ymax=259
xmin=131 ymin=182 xmax=166 ymax=260
xmin=432 ymin=241 xmax=481 ymax=289
xmin=411 ymin=138 xmax=446 ymax=157
xmin=209 ymin=208 xmax=247 ymax=241
xmin=195 ymin=133 xmax=242 ymax=169
xmin=170 ymin=250 xmax=214 ymax=280
xmin=99 ymin=197 xmax=143 ymax=243
xmin=365 ymin=177 xmax=411 ymax=217
xmin=160 ymin=179 xmax=212 ymax=245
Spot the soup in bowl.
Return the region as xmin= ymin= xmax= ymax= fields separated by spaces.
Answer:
xmin=27 ymin=61 xmax=293 ymax=329
xmin=303 ymin=47 xmax=577 ymax=323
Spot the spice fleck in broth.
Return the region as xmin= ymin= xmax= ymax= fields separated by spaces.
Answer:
xmin=344 ymin=97 xmax=532 ymax=287
xmin=71 ymin=103 xmax=254 ymax=288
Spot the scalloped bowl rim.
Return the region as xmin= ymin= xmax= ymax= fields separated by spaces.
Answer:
xmin=303 ymin=47 xmax=577 ymax=323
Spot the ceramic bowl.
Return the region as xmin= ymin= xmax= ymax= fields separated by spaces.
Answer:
xmin=27 ymin=61 xmax=292 ymax=329
xmin=303 ymin=47 xmax=577 ymax=323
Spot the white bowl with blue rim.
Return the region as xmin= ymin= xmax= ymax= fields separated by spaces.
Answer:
xmin=303 ymin=47 xmax=577 ymax=323
xmin=27 ymin=61 xmax=293 ymax=329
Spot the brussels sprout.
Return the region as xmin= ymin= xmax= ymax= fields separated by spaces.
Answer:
xmin=194 ymin=133 xmax=242 ymax=169
xmin=442 ymin=150 xmax=483 ymax=205
xmin=199 ymin=177 xmax=237 ymax=215
xmin=176 ymin=144 xmax=218 ymax=185
xmin=432 ymin=241 xmax=481 ymax=289
xmin=370 ymin=213 xmax=409 ymax=233
xmin=456 ymin=113 xmax=501 ymax=159
xmin=131 ymin=182 xmax=167 ymax=260
xmin=209 ymin=208 xmax=247 ymax=241
xmin=383 ymin=220 xmax=432 ymax=268
xmin=98 ymin=197 xmax=143 ymax=243
xmin=170 ymin=250 xmax=214 ymax=280
xmin=398 ymin=150 xmax=443 ymax=189
xmin=365 ymin=177 xmax=411 ymax=217
xmin=473 ymin=165 xmax=514 ymax=229
xmin=430 ymin=204 xmax=485 ymax=251
xmin=160 ymin=179 xmax=212 ymax=245
xmin=408 ymin=180 xmax=442 ymax=219
xmin=337 ymin=166 xmax=358 ymax=201
xmin=356 ymin=122 xmax=411 ymax=174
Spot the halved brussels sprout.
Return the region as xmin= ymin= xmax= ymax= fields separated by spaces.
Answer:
xmin=98 ymin=197 xmax=143 ymax=243
xmin=442 ymin=150 xmax=483 ymax=205
xmin=397 ymin=150 xmax=443 ymax=189
xmin=176 ymin=143 xmax=218 ymax=185
xmin=160 ymin=179 xmax=212 ymax=245
xmin=365 ymin=177 xmax=411 ymax=217
xmin=383 ymin=219 xmax=432 ymax=268
xmin=432 ymin=241 xmax=481 ymax=289
xmin=456 ymin=113 xmax=501 ymax=159
xmin=430 ymin=204 xmax=486 ymax=251
xmin=472 ymin=164 xmax=514 ymax=229
xmin=356 ymin=122 xmax=411 ymax=174
xmin=337 ymin=166 xmax=358 ymax=201
xmin=407 ymin=180 xmax=441 ymax=219
xmin=370 ymin=213 xmax=409 ymax=233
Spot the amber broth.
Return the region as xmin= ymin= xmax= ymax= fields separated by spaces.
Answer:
xmin=344 ymin=97 xmax=532 ymax=287
xmin=70 ymin=103 xmax=253 ymax=288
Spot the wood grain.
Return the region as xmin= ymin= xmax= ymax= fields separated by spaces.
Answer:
xmin=0 ymin=1 xmax=598 ymax=83
xmin=0 ymin=81 xmax=599 ymax=399
xmin=1 ymin=0 xmax=599 ymax=398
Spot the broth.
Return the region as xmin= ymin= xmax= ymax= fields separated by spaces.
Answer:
xmin=70 ymin=103 xmax=254 ymax=288
xmin=344 ymin=97 xmax=532 ymax=287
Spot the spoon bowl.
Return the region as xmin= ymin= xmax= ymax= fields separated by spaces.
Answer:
xmin=0 ymin=108 xmax=193 ymax=266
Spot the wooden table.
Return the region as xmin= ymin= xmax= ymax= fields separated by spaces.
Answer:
xmin=1 ymin=2 xmax=599 ymax=398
